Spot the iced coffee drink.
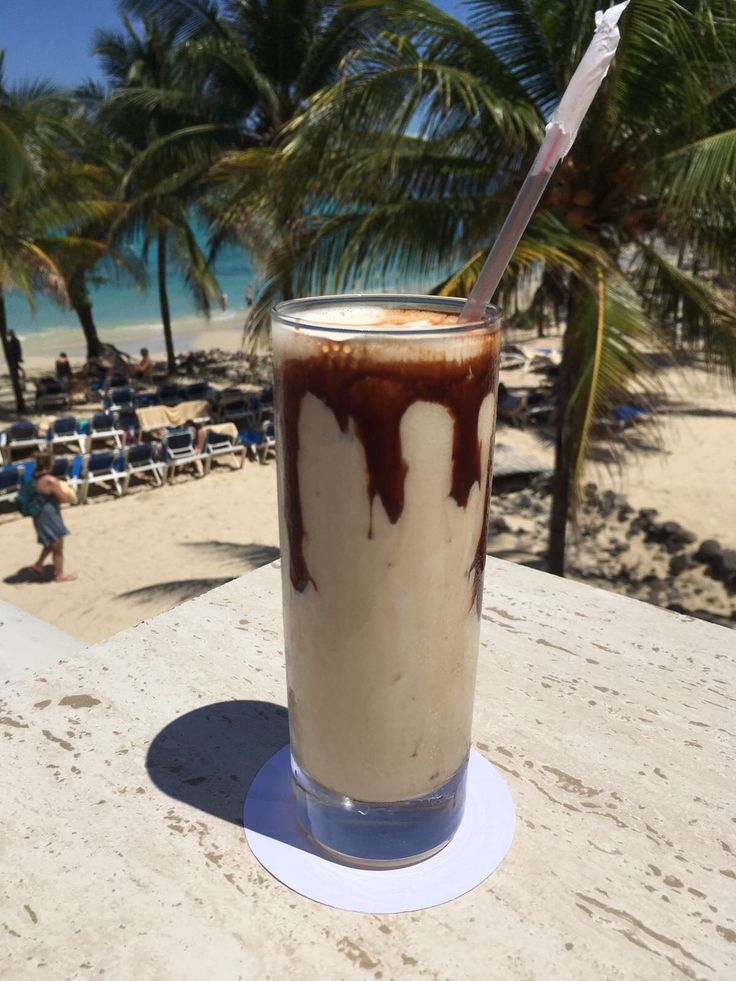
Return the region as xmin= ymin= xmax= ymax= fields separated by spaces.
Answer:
xmin=272 ymin=295 xmax=501 ymax=866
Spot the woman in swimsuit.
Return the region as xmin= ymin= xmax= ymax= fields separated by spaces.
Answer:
xmin=30 ymin=450 xmax=77 ymax=583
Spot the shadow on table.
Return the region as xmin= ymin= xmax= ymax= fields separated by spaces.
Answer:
xmin=146 ymin=700 xmax=289 ymax=826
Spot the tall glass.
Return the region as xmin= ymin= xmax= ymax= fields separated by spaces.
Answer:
xmin=272 ymin=294 xmax=501 ymax=868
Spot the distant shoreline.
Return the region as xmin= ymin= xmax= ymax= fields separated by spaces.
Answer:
xmin=19 ymin=307 xmax=251 ymax=370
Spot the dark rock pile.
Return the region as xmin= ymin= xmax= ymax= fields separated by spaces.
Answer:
xmin=487 ymin=479 xmax=735 ymax=630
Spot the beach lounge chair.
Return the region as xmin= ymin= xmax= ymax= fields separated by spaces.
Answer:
xmin=184 ymin=381 xmax=211 ymax=403
xmin=612 ymin=403 xmax=649 ymax=428
xmin=593 ymin=403 xmax=650 ymax=434
xmin=122 ymin=442 xmax=164 ymax=491
xmin=116 ymin=409 xmax=139 ymax=440
xmin=48 ymin=416 xmax=85 ymax=455
xmin=220 ymin=390 xmax=259 ymax=426
xmin=88 ymin=412 xmax=125 ymax=451
xmin=259 ymin=388 xmax=274 ymax=423
xmin=529 ymin=347 xmax=562 ymax=372
xmin=202 ymin=429 xmax=246 ymax=474
xmin=162 ymin=430 xmax=202 ymax=480
xmin=240 ymin=421 xmax=276 ymax=464
xmin=260 ymin=421 xmax=276 ymax=462
xmin=78 ymin=450 xmax=124 ymax=503
xmin=35 ymin=378 xmax=69 ymax=412
xmin=50 ymin=456 xmax=82 ymax=497
xmin=524 ymin=400 xmax=556 ymax=425
xmin=497 ymin=384 xmax=529 ymax=426
xmin=0 ymin=421 xmax=47 ymax=463
xmin=156 ymin=382 xmax=185 ymax=407
xmin=106 ymin=386 xmax=135 ymax=412
xmin=500 ymin=344 xmax=529 ymax=371
xmin=105 ymin=372 xmax=128 ymax=392
xmin=0 ymin=465 xmax=21 ymax=505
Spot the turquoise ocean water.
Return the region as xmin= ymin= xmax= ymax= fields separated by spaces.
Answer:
xmin=4 ymin=240 xmax=257 ymax=343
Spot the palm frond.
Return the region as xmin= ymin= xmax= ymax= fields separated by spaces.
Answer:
xmin=564 ymin=270 xmax=656 ymax=508
xmin=465 ymin=0 xmax=559 ymax=115
xmin=656 ymin=129 xmax=736 ymax=213
xmin=633 ymin=242 xmax=736 ymax=378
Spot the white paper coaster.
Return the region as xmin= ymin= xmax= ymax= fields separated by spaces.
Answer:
xmin=243 ymin=746 xmax=515 ymax=913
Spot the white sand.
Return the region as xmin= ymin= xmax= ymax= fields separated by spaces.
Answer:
xmin=501 ymin=338 xmax=736 ymax=539
xmin=0 ymin=464 xmax=279 ymax=643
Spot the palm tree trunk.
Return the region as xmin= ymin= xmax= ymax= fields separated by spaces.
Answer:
xmin=0 ymin=286 xmax=27 ymax=413
xmin=547 ymin=288 xmax=580 ymax=576
xmin=69 ymin=270 xmax=102 ymax=360
xmin=548 ymin=407 xmax=572 ymax=575
xmin=158 ymin=230 xmax=176 ymax=374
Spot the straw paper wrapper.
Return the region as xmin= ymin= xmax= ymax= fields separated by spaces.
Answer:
xmin=534 ymin=1 xmax=630 ymax=173
xmin=460 ymin=2 xmax=629 ymax=321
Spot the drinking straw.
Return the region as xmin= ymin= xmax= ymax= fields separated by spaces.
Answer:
xmin=459 ymin=2 xmax=630 ymax=324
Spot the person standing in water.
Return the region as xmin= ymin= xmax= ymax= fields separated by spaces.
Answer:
xmin=28 ymin=450 xmax=77 ymax=582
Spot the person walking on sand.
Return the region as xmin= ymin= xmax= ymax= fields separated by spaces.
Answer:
xmin=245 ymin=283 xmax=253 ymax=307
xmin=24 ymin=450 xmax=77 ymax=582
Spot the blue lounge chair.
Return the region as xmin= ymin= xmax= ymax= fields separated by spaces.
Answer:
xmin=0 ymin=421 xmax=47 ymax=464
xmin=156 ymin=382 xmax=185 ymax=407
xmin=219 ymin=390 xmax=258 ymax=426
xmin=79 ymin=450 xmax=123 ymax=503
xmin=106 ymin=386 xmax=135 ymax=412
xmin=240 ymin=422 xmax=275 ymax=464
xmin=123 ymin=442 xmax=164 ymax=490
xmin=50 ymin=456 xmax=82 ymax=497
xmin=48 ymin=416 xmax=85 ymax=454
xmin=612 ymin=403 xmax=649 ymax=428
xmin=104 ymin=372 xmax=128 ymax=392
xmin=88 ymin=412 xmax=125 ymax=451
xmin=202 ymin=430 xmax=246 ymax=474
xmin=35 ymin=378 xmax=69 ymax=412
xmin=162 ymin=430 xmax=202 ymax=480
xmin=0 ymin=465 xmax=21 ymax=505
xmin=261 ymin=420 xmax=276 ymax=462
xmin=184 ymin=381 xmax=211 ymax=402
xmin=117 ymin=409 xmax=139 ymax=439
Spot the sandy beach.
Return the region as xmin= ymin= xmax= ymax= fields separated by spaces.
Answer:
xmin=1 ymin=317 xmax=734 ymax=642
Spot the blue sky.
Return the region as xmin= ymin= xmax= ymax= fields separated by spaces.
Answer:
xmin=1 ymin=1 xmax=468 ymax=87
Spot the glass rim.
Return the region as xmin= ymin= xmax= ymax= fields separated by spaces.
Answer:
xmin=272 ymin=293 xmax=502 ymax=336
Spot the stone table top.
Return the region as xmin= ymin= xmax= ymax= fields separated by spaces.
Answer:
xmin=1 ymin=560 xmax=734 ymax=980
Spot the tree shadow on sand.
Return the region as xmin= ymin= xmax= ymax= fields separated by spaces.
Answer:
xmin=146 ymin=699 xmax=289 ymax=826
xmin=117 ymin=577 xmax=234 ymax=605
xmin=114 ymin=542 xmax=280 ymax=606
xmin=184 ymin=541 xmax=280 ymax=567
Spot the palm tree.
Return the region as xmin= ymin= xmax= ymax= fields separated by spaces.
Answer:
xmin=0 ymin=62 xmax=79 ymax=412
xmin=93 ymin=16 xmax=230 ymax=373
xmin=254 ymin=0 xmax=736 ymax=574
xmin=45 ymin=87 xmax=148 ymax=361
xmin=119 ymin=0 xmax=385 ymax=313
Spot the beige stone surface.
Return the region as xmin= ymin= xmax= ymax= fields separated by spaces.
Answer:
xmin=0 ymin=561 xmax=734 ymax=980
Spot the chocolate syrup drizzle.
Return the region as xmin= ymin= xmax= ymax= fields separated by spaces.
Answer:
xmin=278 ymin=330 xmax=500 ymax=606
